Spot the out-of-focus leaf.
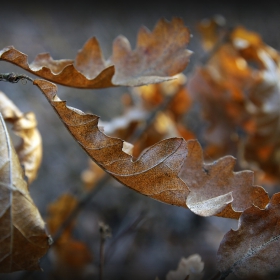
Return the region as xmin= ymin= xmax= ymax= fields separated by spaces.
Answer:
xmin=217 ymin=192 xmax=280 ymax=279
xmin=34 ymin=79 xmax=269 ymax=218
xmin=81 ymin=160 xmax=105 ymax=191
xmin=188 ymin=44 xmax=252 ymax=160
xmin=133 ymin=73 xmax=191 ymax=119
xmin=47 ymin=193 xmax=77 ymax=241
xmin=0 ymin=18 xmax=191 ymax=88
xmin=166 ymin=254 xmax=204 ymax=280
xmin=188 ymin=23 xmax=280 ymax=179
xmin=0 ymin=113 xmax=49 ymax=272
xmin=47 ymin=194 xmax=93 ymax=269
xmin=0 ymin=91 xmax=42 ymax=183
xmin=197 ymin=15 xmax=226 ymax=51
xmin=53 ymin=239 xmax=92 ymax=268
xmin=241 ymin=48 xmax=280 ymax=182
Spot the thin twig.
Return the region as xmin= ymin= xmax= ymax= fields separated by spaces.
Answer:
xmin=0 ymin=72 xmax=33 ymax=84
xmin=104 ymin=212 xmax=145 ymax=262
xmin=99 ymin=236 xmax=105 ymax=280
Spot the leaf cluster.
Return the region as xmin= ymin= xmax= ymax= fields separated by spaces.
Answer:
xmin=0 ymin=17 xmax=280 ymax=279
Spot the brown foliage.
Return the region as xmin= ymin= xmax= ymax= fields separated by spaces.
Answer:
xmin=1 ymin=16 xmax=280 ymax=278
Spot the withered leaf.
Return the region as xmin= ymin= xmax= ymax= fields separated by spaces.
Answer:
xmin=0 ymin=91 xmax=42 ymax=184
xmin=217 ymin=193 xmax=280 ymax=279
xmin=34 ymin=79 xmax=269 ymax=219
xmin=0 ymin=18 xmax=191 ymax=88
xmin=0 ymin=113 xmax=49 ymax=272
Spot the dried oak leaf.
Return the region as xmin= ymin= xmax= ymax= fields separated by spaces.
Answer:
xmin=0 ymin=91 xmax=42 ymax=184
xmin=0 ymin=18 xmax=191 ymax=88
xmin=0 ymin=113 xmax=50 ymax=272
xmin=34 ymin=79 xmax=269 ymax=219
xmin=217 ymin=192 xmax=280 ymax=279
xmin=166 ymin=254 xmax=204 ymax=280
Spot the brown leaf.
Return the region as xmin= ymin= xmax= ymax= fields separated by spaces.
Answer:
xmin=0 ymin=113 xmax=50 ymax=272
xmin=217 ymin=192 xmax=280 ymax=279
xmin=166 ymin=254 xmax=204 ymax=280
xmin=0 ymin=91 xmax=42 ymax=183
xmin=179 ymin=140 xmax=269 ymax=218
xmin=0 ymin=18 xmax=191 ymax=88
xmin=34 ymin=79 xmax=269 ymax=219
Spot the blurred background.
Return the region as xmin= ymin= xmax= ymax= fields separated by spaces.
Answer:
xmin=0 ymin=1 xmax=280 ymax=279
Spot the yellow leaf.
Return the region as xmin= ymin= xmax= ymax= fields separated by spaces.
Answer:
xmin=0 ymin=113 xmax=50 ymax=272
